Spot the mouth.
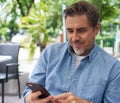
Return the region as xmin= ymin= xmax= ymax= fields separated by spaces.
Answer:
xmin=72 ymin=41 xmax=83 ymax=48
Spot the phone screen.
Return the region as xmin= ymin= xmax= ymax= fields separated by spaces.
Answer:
xmin=26 ymin=82 xmax=50 ymax=98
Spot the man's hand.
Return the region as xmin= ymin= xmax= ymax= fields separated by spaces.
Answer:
xmin=25 ymin=91 xmax=54 ymax=103
xmin=52 ymin=92 xmax=91 ymax=103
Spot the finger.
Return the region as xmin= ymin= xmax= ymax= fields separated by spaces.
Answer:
xmin=31 ymin=91 xmax=42 ymax=99
xmin=52 ymin=92 xmax=71 ymax=102
xmin=40 ymin=95 xmax=54 ymax=103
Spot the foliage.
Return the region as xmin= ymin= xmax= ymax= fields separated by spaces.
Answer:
xmin=19 ymin=1 xmax=49 ymax=60
xmin=19 ymin=0 xmax=81 ymax=59
xmin=16 ymin=0 xmax=34 ymax=16
xmin=96 ymin=34 xmax=115 ymax=47
xmin=88 ymin=0 xmax=118 ymax=20
xmin=0 ymin=0 xmax=34 ymax=41
xmin=0 ymin=0 xmax=18 ymax=41
xmin=1 ymin=0 xmax=120 ymax=60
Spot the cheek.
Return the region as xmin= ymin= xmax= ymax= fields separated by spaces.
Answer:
xmin=85 ymin=35 xmax=96 ymax=46
xmin=82 ymin=34 xmax=95 ymax=46
xmin=67 ymin=35 xmax=72 ymax=41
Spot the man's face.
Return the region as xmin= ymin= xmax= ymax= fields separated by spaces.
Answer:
xmin=66 ymin=14 xmax=100 ymax=56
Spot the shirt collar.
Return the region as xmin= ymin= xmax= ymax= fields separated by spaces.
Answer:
xmin=87 ymin=44 xmax=99 ymax=62
xmin=67 ymin=43 xmax=99 ymax=62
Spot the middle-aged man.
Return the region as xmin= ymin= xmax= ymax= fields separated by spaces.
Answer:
xmin=23 ymin=1 xmax=120 ymax=103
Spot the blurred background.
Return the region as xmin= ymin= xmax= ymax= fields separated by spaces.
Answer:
xmin=0 ymin=0 xmax=120 ymax=102
xmin=1 ymin=0 xmax=120 ymax=58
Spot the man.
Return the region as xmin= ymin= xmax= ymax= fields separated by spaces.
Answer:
xmin=23 ymin=1 xmax=120 ymax=103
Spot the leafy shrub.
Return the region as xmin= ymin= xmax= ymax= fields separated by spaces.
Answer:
xmin=96 ymin=34 xmax=115 ymax=47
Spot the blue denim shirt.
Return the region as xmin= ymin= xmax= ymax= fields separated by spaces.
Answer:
xmin=23 ymin=42 xmax=120 ymax=103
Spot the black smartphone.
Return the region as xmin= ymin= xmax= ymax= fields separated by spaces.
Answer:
xmin=26 ymin=82 xmax=50 ymax=98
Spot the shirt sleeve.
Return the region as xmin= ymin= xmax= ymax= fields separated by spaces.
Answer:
xmin=103 ymin=60 xmax=120 ymax=103
xmin=22 ymin=47 xmax=48 ymax=99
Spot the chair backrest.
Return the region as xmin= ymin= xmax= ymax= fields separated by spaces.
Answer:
xmin=0 ymin=43 xmax=20 ymax=73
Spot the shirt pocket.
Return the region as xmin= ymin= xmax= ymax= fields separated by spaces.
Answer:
xmin=79 ymin=79 xmax=106 ymax=103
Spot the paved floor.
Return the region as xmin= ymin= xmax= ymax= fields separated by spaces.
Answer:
xmin=0 ymin=95 xmax=24 ymax=103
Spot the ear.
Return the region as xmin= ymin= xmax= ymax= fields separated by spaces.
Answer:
xmin=95 ymin=22 xmax=100 ymax=35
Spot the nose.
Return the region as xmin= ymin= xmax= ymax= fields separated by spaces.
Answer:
xmin=72 ymin=32 xmax=80 ymax=41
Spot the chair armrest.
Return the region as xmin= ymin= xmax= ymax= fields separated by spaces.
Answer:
xmin=5 ymin=63 xmax=19 ymax=81
xmin=6 ymin=63 xmax=19 ymax=67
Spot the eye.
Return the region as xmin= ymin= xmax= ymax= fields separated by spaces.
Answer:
xmin=77 ymin=28 xmax=87 ymax=33
xmin=67 ymin=29 xmax=73 ymax=34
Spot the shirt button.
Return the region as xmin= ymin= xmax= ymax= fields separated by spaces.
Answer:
xmin=68 ymin=76 xmax=72 ymax=80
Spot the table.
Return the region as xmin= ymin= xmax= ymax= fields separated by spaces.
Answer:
xmin=0 ymin=55 xmax=12 ymax=62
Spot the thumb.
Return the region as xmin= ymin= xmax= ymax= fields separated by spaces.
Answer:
xmin=25 ymin=91 xmax=42 ymax=103
xmin=32 ymin=91 xmax=42 ymax=99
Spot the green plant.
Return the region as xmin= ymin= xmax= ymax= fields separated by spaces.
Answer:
xmin=96 ymin=34 xmax=115 ymax=47
xmin=19 ymin=2 xmax=49 ymax=60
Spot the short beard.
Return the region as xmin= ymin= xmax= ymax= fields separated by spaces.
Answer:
xmin=73 ymin=48 xmax=84 ymax=56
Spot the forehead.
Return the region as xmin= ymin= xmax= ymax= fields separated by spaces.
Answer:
xmin=65 ymin=15 xmax=91 ymax=28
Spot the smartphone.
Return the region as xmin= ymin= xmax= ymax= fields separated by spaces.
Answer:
xmin=26 ymin=82 xmax=50 ymax=98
